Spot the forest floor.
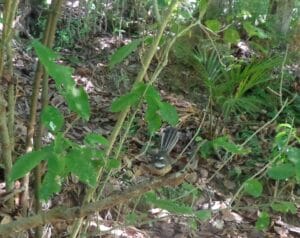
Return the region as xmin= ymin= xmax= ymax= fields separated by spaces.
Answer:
xmin=4 ymin=1 xmax=299 ymax=235
xmin=9 ymin=30 xmax=300 ymax=238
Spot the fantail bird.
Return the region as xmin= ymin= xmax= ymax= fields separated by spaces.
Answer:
xmin=142 ymin=127 xmax=179 ymax=176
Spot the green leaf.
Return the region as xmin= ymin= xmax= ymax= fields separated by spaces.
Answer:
xmin=32 ymin=41 xmax=75 ymax=89
xmin=287 ymin=147 xmax=300 ymax=165
xmin=106 ymin=159 xmax=121 ymax=169
xmin=65 ymin=86 xmax=90 ymax=120
xmin=125 ymin=212 xmax=138 ymax=225
xmin=47 ymin=153 xmax=66 ymax=175
xmin=199 ymin=0 xmax=209 ymax=19
xmin=41 ymin=106 xmax=64 ymax=133
xmin=84 ymin=133 xmax=108 ymax=146
xmin=109 ymin=38 xmax=143 ymax=68
xmin=145 ymin=103 xmax=161 ymax=133
xmin=111 ymin=92 xmax=140 ymax=112
xmin=213 ymin=136 xmax=248 ymax=155
xmin=145 ymin=85 xmax=162 ymax=107
xmin=158 ymin=102 xmax=178 ymax=126
xmin=224 ymin=28 xmax=240 ymax=44
xmin=66 ymin=149 xmax=97 ymax=187
xmin=243 ymin=21 xmax=268 ymax=39
xmin=9 ymin=146 xmax=52 ymax=182
xmin=195 ymin=210 xmax=211 ymax=221
xmin=267 ymin=163 xmax=295 ymax=180
xmin=255 ymin=212 xmax=270 ymax=231
xmin=244 ymin=179 xmax=263 ymax=198
xmin=53 ymin=133 xmax=71 ymax=154
xmin=32 ymin=40 xmax=58 ymax=63
xmin=205 ymin=19 xmax=221 ymax=32
xmin=271 ymin=201 xmax=297 ymax=214
xmin=49 ymin=63 xmax=75 ymax=89
xmin=39 ymin=171 xmax=62 ymax=201
xmin=144 ymin=191 xmax=157 ymax=202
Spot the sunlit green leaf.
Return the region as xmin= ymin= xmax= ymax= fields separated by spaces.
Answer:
xmin=65 ymin=86 xmax=90 ymax=120
xmin=271 ymin=201 xmax=297 ymax=214
xmin=66 ymin=149 xmax=97 ymax=187
xmin=109 ymin=38 xmax=143 ymax=68
xmin=255 ymin=212 xmax=270 ymax=231
xmin=106 ymin=159 xmax=121 ymax=169
xmin=159 ymin=102 xmax=178 ymax=126
xmin=224 ymin=28 xmax=240 ymax=44
xmin=111 ymin=92 xmax=140 ymax=112
xmin=41 ymin=106 xmax=64 ymax=133
xmin=9 ymin=146 xmax=53 ymax=182
xmin=267 ymin=163 xmax=295 ymax=180
xmin=125 ymin=212 xmax=138 ymax=225
xmin=145 ymin=103 xmax=161 ymax=133
xmin=145 ymin=85 xmax=162 ymax=107
xmin=195 ymin=210 xmax=211 ymax=221
xmin=287 ymin=147 xmax=300 ymax=165
xmin=213 ymin=136 xmax=249 ymax=155
xmin=244 ymin=179 xmax=263 ymax=198
xmin=39 ymin=171 xmax=61 ymax=201
xmin=205 ymin=19 xmax=221 ymax=32
xmin=47 ymin=153 xmax=65 ymax=175
xmin=32 ymin=40 xmax=58 ymax=63
xmin=243 ymin=21 xmax=269 ymax=39
xmin=84 ymin=133 xmax=108 ymax=146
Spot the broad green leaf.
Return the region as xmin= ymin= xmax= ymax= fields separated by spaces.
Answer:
xmin=224 ymin=28 xmax=240 ymax=44
xmin=125 ymin=212 xmax=138 ymax=225
xmin=199 ymin=140 xmax=214 ymax=158
xmin=84 ymin=133 xmax=108 ymax=146
xmin=106 ymin=159 xmax=121 ymax=169
xmin=145 ymin=85 xmax=162 ymax=107
xmin=66 ymin=149 xmax=97 ymax=187
xmin=32 ymin=40 xmax=58 ymax=63
xmin=144 ymin=191 xmax=157 ymax=202
xmin=243 ymin=21 xmax=268 ymax=39
xmin=205 ymin=19 xmax=221 ymax=32
xmin=65 ymin=86 xmax=90 ymax=120
xmin=199 ymin=0 xmax=209 ymax=19
xmin=287 ymin=147 xmax=300 ymax=165
xmin=213 ymin=136 xmax=248 ymax=155
xmin=32 ymin=40 xmax=75 ymax=89
xmin=255 ymin=212 xmax=270 ymax=231
xmin=159 ymin=102 xmax=178 ymax=126
xmin=53 ymin=133 xmax=71 ymax=154
xmin=47 ymin=153 xmax=65 ymax=175
xmin=195 ymin=210 xmax=211 ymax=221
xmin=109 ymin=38 xmax=143 ymax=68
xmin=40 ymin=171 xmax=61 ymax=201
xmin=267 ymin=163 xmax=295 ymax=180
xmin=41 ymin=106 xmax=64 ymax=133
xmin=145 ymin=103 xmax=161 ymax=133
xmin=275 ymin=130 xmax=290 ymax=151
xmin=244 ymin=179 xmax=263 ymax=198
xmin=33 ymin=41 xmax=89 ymax=121
xmin=110 ymin=92 xmax=140 ymax=112
xmin=271 ymin=201 xmax=297 ymax=214
xmin=9 ymin=146 xmax=52 ymax=182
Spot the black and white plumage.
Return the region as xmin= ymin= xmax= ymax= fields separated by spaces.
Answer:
xmin=149 ymin=127 xmax=179 ymax=175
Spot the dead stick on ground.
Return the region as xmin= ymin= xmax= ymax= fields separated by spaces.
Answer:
xmin=0 ymin=172 xmax=186 ymax=236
